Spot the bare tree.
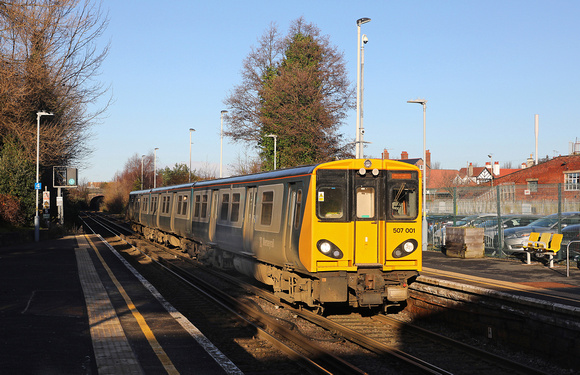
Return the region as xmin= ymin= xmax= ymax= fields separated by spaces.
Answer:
xmin=224 ymin=17 xmax=354 ymax=169
xmin=0 ymin=0 xmax=110 ymax=167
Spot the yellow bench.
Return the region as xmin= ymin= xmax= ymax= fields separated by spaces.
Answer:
xmin=524 ymin=232 xmax=563 ymax=268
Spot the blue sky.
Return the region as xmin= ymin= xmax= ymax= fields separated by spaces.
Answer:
xmin=85 ymin=0 xmax=580 ymax=182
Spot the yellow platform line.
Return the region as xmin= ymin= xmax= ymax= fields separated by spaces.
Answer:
xmin=85 ymin=235 xmax=179 ymax=375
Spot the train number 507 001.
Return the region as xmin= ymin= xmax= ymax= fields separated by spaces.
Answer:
xmin=393 ymin=228 xmax=415 ymax=234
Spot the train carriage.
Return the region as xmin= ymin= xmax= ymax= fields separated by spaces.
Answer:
xmin=128 ymin=158 xmax=422 ymax=312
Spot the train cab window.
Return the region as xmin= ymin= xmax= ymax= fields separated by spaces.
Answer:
xmin=356 ymin=187 xmax=375 ymax=219
xmin=260 ymin=191 xmax=274 ymax=225
xmin=294 ymin=190 xmax=302 ymax=229
xmin=317 ymin=187 xmax=344 ymax=219
xmin=220 ymin=193 xmax=230 ymax=221
xmin=387 ymin=172 xmax=419 ymax=220
xmin=231 ymin=193 xmax=241 ymax=222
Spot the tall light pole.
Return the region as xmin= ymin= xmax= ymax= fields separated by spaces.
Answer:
xmin=189 ymin=128 xmax=195 ymax=183
xmin=220 ymin=110 xmax=228 ymax=178
xmin=154 ymin=147 xmax=159 ymax=188
xmin=407 ymin=99 xmax=427 ymax=251
xmin=488 ymin=153 xmax=493 ymax=186
xmin=266 ymin=134 xmax=277 ymax=170
xmin=356 ymin=17 xmax=371 ymax=159
xmin=34 ymin=111 xmax=54 ymax=242
xmin=141 ymin=155 xmax=145 ymax=190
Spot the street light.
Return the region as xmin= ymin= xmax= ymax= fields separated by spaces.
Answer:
xmin=407 ymin=99 xmax=427 ymax=251
xmin=189 ymin=128 xmax=195 ymax=182
xmin=220 ymin=110 xmax=228 ymax=178
xmin=154 ymin=147 xmax=159 ymax=188
xmin=488 ymin=153 xmax=493 ymax=187
xmin=356 ymin=17 xmax=371 ymax=159
xmin=35 ymin=111 xmax=54 ymax=242
xmin=141 ymin=155 xmax=145 ymax=190
xmin=266 ymin=134 xmax=277 ymax=170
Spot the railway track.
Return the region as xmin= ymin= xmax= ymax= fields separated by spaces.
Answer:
xmin=80 ymin=212 xmax=554 ymax=374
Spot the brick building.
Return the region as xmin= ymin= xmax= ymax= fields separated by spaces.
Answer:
xmin=494 ymin=154 xmax=580 ymax=200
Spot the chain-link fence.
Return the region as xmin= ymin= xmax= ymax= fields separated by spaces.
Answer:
xmin=426 ymin=183 xmax=580 ymax=264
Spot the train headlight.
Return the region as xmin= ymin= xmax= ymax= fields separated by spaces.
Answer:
xmin=404 ymin=241 xmax=415 ymax=253
xmin=364 ymin=159 xmax=372 ymax=168
xmin=317 ymin=240 xmax=344 ymax=259
xmin=392 ymin=239 xmax=418 ymax=258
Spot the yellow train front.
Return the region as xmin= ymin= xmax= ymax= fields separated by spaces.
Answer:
xmin=263 ymin=158 xmax=422 ymax=312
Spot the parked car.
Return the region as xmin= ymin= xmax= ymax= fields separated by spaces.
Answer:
xmin=561 ymin=224 xmax=580 ymax=261
xmin=477 ymin=215 xmax=541 ymax=249
xmin=503 ymin=212 xmax=580 ymax=253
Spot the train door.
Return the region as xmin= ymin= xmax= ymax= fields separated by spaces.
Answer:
xmin=284 ymin=182 xmax=303 ymax=264
xmin=243 ymin=187 xmax=257 ymax=253
xmin=208 ymin=190 xmax=219 ymax=242
xmin=354 ymin=175 xmax=380 ymax=265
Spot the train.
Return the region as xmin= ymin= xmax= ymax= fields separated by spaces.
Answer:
xmin=126 ymin=158 xmax=422 ymax=313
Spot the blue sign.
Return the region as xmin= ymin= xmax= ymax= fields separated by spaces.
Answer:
xmin=34 ymin=183 xmax=42 ymax=190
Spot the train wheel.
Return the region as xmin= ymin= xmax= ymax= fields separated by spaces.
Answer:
xmin=313 ymin=305 xmax=325 ymax=316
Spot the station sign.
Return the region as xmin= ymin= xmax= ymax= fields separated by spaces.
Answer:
xmin=43 ymin=191 xmax=50 ymax=209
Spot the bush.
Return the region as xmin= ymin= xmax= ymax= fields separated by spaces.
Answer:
xmin=0 ymin=194 xmax=25 ymax=227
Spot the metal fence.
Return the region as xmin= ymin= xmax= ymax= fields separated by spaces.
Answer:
xmin=426 ymin=183 xmax=580 ymax=261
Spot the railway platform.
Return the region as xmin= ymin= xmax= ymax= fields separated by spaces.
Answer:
xmin=422 ymin=249 xmax=580 ymax=308
xmin=0 ymin=234 xmax=241 ymax=375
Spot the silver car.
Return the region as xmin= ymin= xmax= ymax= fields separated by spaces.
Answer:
xmin=477 ymin=215 xmax=541 ymax=249
xmin=503 ymin=212 xmax=580 ymax=253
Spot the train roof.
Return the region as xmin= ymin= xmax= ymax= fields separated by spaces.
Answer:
xmin=129 ymin=163 xmax=318 ymax=195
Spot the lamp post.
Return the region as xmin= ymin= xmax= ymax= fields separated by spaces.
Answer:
xmin=34 ymin=111 xmax=54 ymax=242
xmin=154 ymin=147 xmax=159 ymax=188
xmin=141 ymin=155 xmax=145 ymax=190
xmin=266 ymin=134 xmax=277 ymax=170
xmin=189 ymin=128 xmax=195 ymax=182
xmin=356 ymin=17 xmax=371 ymax=159
xmin=407 ymin=99 xmax=427 ymax=251
xmin=220 ymin=110 xmax=228 ymax=178
xmin=488 ymin=153 xmax=493 ymax=186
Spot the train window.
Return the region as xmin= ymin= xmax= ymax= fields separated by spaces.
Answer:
xmin=194 ymin=195 xmax=201 ymax=218
xmin=260 ymin=191 xmax=274 ymax=226
xmin=294 ymin=190 xmax=302 ymax=229
xmin=356 ymin=187 xmax=375 ymax=219
xmin=142 ymin=197 xmax=148 ymax=213
xmin=176 ymin=195 xmax=188 ymax=216
xmin=161 ymin=195 xmax=171 ymax=215
xmin=231 ymin=193 xmax=241 ymax=222
xmin=151 ymin=196 xmax=158 ymax=214
xmin=220 ymin=193 xmax=230 ymax=221
xmin=388 ymin=181 xmax=418 ymax=220
xmin=201 ymin=194 xmax=208 ymax=218
xmin=317 ymin=187 xmax=344 ymax=219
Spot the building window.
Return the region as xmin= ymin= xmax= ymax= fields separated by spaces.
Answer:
xmin=527 ymin=180 xmax=538 ymax=193
xmin=565 ymin=172 xmax=580 ymax=191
